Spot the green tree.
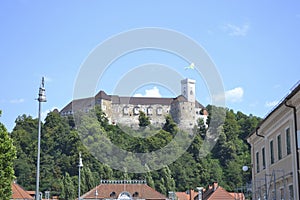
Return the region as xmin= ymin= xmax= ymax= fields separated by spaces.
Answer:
xmin=60 ymin=172 xmax=75 ymax=200
xmin=160 ymin=166 xmax=175 ymax=194
xmin=138 ymin=111 xmax=150 ymax=127
xmin=11 ymin=114 xmax=38 ymax=189
xmin=0 ymin=110 xmax=17 ymax=200
xmin=162 ymin=115 xmax=178 ymax=135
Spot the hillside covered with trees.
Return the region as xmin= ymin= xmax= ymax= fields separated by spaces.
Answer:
xmin=9 ymin=105 xmax=261 ymax=199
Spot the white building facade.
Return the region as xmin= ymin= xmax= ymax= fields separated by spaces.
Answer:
xmin=247 ymin=83 xmax=300 ymax=200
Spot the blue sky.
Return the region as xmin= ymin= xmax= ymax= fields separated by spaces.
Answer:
xmin=1 ymin=0 xmax=300 ymax=132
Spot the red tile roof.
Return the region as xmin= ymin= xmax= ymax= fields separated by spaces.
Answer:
xmin=11 ymin=182 xmax=33 ymax=199
xmin=228 ymin=192 xmax=245 ymax=200
xmin=175 ymin=190 xmax=198 ymax=200
xmin=80 ymin=182 xmax=167 ymax=200
xmin=192 ymin=182 xmax=244 ymax=200
xmin=206 ymin=186 xmax=235 ymax=200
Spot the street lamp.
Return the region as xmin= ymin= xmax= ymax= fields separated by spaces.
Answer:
xmin=35 ymin=77 xmax=46 ymax=200
xmin=78 ymin=152 xmax=83 ymax=200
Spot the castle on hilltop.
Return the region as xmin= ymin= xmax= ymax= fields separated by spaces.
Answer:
xmin=60 ymin=78 xmax=208 ymax=130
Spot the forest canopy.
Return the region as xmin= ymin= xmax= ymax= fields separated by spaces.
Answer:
xmin=10 ymin=105 xmax=261 ymax=199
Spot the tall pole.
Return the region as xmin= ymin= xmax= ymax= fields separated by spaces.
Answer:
xmin=78 ymin=152 xmax=83 ymax=200
xmin=35 ymin=77 xmax=46 ymax=200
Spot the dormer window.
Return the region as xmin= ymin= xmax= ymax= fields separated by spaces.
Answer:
xmin=110 ymin=191 xmax=116 ymax=198
xmin=133 ymin=192 xmax=139 ymax=198
xmin=118 ymin=192 xmax=132 ymax=200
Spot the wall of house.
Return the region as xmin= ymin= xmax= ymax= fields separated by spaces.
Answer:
xmin=248 ymin=87 xmax=300 ymax=200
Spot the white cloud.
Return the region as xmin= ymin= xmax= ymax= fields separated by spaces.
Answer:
xmin=133 ymin=87 xmax=162 ymax=98
xmin=265 ymin=100 xmax=279 ymax=108
xmin=10 ymin=98 xmax=25 ymax=104
xmin=212 ymin=87 xmax=244 ymax=104
xmin=223 ymin=23 xmax=250 ymax=36
xmin=225 ymin=87 xmax=244 ymax=102
xmin=43 ymin=76 xmax=52 ymax=83
xmin=41 ymin=107 xmax=59 ymax=121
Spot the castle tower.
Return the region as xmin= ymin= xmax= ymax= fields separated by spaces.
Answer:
xmin=181 ymin=78 xmax=196 ymax=102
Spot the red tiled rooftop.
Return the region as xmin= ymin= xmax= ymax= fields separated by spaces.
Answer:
xmin=11 ymin=182 xmax=33 ymax=199
xmin=81 ymin=181 xmax=167 ymax=200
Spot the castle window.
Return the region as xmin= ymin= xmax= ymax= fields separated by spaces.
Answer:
xmin=133 ymin=107 xmax=140 ymax=115
xmin=157 ymin=107 xmax=162 ymax=115
xmin=123 ymin=106 xmax=129 ymax=115
xmin=147 ymin=107 xmax=153 ymax=115
xmin=102 ymin=105 xmax=106 ymax=111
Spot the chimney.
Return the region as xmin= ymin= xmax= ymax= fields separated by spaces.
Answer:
xmin=213 ymin=182 xmax=218 ymax=191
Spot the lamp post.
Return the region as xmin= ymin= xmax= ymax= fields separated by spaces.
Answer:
xmin=78 ymin=152 xmax=83 ymax=200
xmin=242 ymin=165 xmax=253 ymax=199
xmin=35 ymin=77 xmax=46 ymax=200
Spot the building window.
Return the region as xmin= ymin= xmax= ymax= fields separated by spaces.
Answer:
xmin=288 ymin=185 xmax=294 ymax=200
xmin=133 ymin=107 xmax=140 ymax=115
xmin=286 ymin=128 xmax=291 ymax=155
xmin=271 ymin=190 xmax=276 ymax=199
xmin=256 ymin=152 xmax=260 ymax=173
xmin=157 ymin=107 xmax=162 ymax=115
xmin=262 ymin=147 xmax=266 ymax=169
xmin=147 ymin=107 xmax=153 ymax=115
xmin=278 ymin=134 xmax=282 ymax=160
xmin=270 ymin=140 xmax=274 ymax=164
xmin=280 ymin=188 xmax=284 ymax=200
xmin=141 ymin=108 xmax=146 ymax=113
xmin=123 ymin=107 xmax=129 ymax=115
